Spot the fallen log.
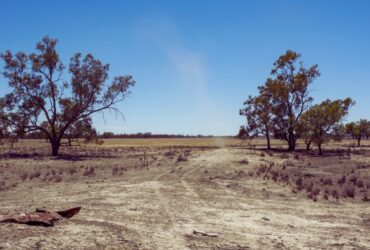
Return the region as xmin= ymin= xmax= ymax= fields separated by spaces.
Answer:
xmin=0 ymin=207 xmax=81 ymax=227
xmin=193 ymin=230 xmax=219 ymax=238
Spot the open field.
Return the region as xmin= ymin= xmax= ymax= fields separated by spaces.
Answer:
xmin=1 ymin=138 xmax=370 ymax=249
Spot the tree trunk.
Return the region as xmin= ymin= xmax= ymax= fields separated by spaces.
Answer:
xmin=51 ymin=139 xmax=61 ymax=156
xmin=357 ymin=137 xmax=361 ymax=147
xmin=266 ymin=130 xmax=271 ymax=150
xmin=318 ymin=143 xmax=322 ymax=155
xmin=306 ymin=141 xmax=311 ymax=151
xmin=287 ymin=129 xmax=295 ymax=151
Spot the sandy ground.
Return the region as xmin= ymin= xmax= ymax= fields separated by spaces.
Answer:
xmin=0 ymin=145 xmax=370 ymax=249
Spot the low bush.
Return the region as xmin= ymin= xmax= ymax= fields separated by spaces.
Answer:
xmin=19 ymin=173 xmax=28 ymax=181
xmin=239 ymin=159 xmax=249 ymax=165
xmin=343 ymin=185 xmax=355 ymax=198
xmin=177 ymin=153 xmax=188 ymax=162
xmin=29 ymin=171 xmax=41 ymax=180
xmin=323 ymin=178 xmax=333 ymax=185
xmin=83 ymin=167 xmax=95 ymax=177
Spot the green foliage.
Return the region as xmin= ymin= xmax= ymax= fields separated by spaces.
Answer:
xmin=240 ymin=87 xmax=273 ymax=149
xmin=64 ymin=117 xmax=96 ymax=145
xmin=265 ymin=50 xmax=320 ymax=151
xmin=346 ymin=119 xmax=370 ymax=146
xmin=237 ymin=126 xmax=249 ymax=140
xmin=300 ymin=98 xmax=354 ymax=155
xmin=240 ymin=50 xmax=320 ymax=151
xmin=0 ymin=36 xmax=135 ymax=155
xmin=101 ymin=132 xmax=115 ymax=139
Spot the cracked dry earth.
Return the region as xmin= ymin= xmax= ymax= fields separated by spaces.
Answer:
xmin=1 ymin=147 xmax=370 ymax=249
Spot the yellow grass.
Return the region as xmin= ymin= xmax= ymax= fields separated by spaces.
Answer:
xmin=3 ymin=137 xmax=369 ymax=149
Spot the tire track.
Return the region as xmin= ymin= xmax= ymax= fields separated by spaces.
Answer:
xmin=153 ymin=168 xmax=188 ymax=249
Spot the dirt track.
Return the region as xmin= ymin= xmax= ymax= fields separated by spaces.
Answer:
xmin=1 ymin=147 xmax=370 ymax=249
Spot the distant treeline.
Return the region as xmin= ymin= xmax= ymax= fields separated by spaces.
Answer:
xmin=19 ymin=131 xmax=217 ymax=140
xmin=98 ymin=132 xmax=215 ymax=139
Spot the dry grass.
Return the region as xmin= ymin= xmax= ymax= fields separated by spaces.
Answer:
xmin=0 ymin=139 xmax=370 ymax=249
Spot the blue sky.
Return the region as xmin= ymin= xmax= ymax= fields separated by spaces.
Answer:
xmin=1 ymin=1 xmax=369 ymax=135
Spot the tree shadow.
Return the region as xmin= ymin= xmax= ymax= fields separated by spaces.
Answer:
xmin=0 ymin=152 xmax=119 ymax=161
xmin=234 ymin=144 xmax=365 ymax=158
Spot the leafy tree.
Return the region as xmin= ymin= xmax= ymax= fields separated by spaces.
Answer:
xmin=345 ymin=119 xmax=370 ymax=147
xmin=0 ymin=36 xmax=135 ymax=156
xmin=300 ymin=98 xmax=353 ymax=155
xmin=0 ymin=105 xmax=7 ymax=142
xmin=240 ymin=87 xmax=273 ymax=149
xmin=101 ymin=131 xmax=115 ymax=138
xmin=237 ymin=126 xmax=249 ymax=140
xmin=64 ymin=117 xmax=96 ymax=146
xmin=299 ymin=121 xmax=314 ymax=151
xmin=0 ymin=121 xmax=6 ymax=143
xmin=264 ymin=50 xmax=320 ymax=151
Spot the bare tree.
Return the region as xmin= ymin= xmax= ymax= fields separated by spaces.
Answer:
xmin=0 ymin=36 xmax=135 ymax=156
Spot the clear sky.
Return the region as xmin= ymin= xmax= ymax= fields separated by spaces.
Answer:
xmin=1 ymin=1 xmax=369 ymax=135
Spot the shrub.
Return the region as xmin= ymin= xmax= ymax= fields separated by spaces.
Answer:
xmin=331 ymin=189 xmax=339 ymax=199
xmin=83 ymin=167 xmax=95 ymax=177
xmin=54 ymin=175 xmax=63 ymax=182
xmin=29 ymin=171 xmax=41 ymax=180
xmin=271 ymin=171 xmax=279 ymax=182
xmin=281 ymin=173 xmax=289 ymax=183
xmin=68 ymin=167 xmax=77 ymax=175
xmin=343 ymin=186 xmax=355 ymax=198
xmin=296 ymin=177 xmax=303 ymax=190
xmin=362 ymin=193 xmax=369 ymax=202
xmin=164 ymin=150 xmax=176 ymax=158
xmin=337 ymin=175 xmax=346 ymax=185
xmin=95 ymin=138 xmax=104 ymax=145
xmin=356 ymin=179 xmax=364 ymax=188
xmin=177 ymin=153 xmax=188 ymax=162
xmin=323 ymin=178 xmax=333 ymax=185
xmin=305 ymin=182 xmax=313 ymax=193
xmin=112 ymin=167 xmax=119 ymax=176
xmin=307 ymin=192 xmax=318 ymax=202
xmin=312 ymin=187 xmax=321 ymax=196
xmin=280 ymin=153 xmax=289 ymax=159
xmin=239 ymin=159 xmax=249 ymax=165
xmin=19 ymin=173 xmax=28 ymax=181
xmin=349 ymin=175 xmax=357 ymax=185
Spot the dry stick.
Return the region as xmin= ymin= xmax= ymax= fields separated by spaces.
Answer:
xmin=193 ymin=230 xmax=219 ymax=238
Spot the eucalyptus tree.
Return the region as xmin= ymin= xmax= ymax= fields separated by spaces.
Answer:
xmin=240 ymin=84 xmax=273 ymax=150
xmin=346 ymin=119 xmax=370 ymax=147
xmin=264 ymin=50 xmax=320 ymax=151
xmin=300 ymin=98 xmax=353 ymax=155
xmin=237 ymin=126 xmax=249 ymax=141
xmin=64 ymin=117 xmax=96 ymax=146
xmin=0 ymin=36 xmax=135 ymax=155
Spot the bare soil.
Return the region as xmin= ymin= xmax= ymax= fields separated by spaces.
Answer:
xmin=0 ymin=141 xmax=370 ymax=249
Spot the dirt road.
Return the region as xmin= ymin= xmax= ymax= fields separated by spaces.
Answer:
xmin=1 ymin=147 xmax=369 ymax=249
